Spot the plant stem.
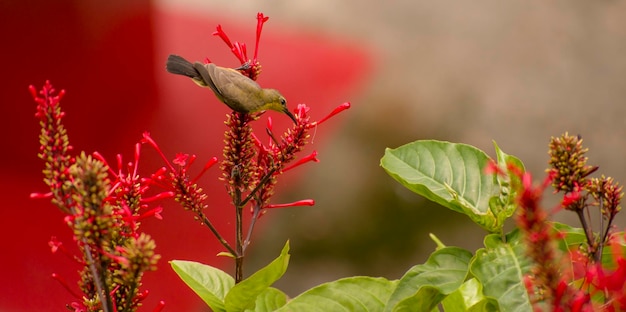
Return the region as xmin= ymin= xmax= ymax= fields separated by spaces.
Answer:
xmin=576 ymin=209 xmax=597 ymax=260
xmin=597 ymin=199 xmax=605 ymax=263
xmin=83 ymin=242 xmax=112 ymax=312
xmin=232 ymin=168 xmax=276 ymax=282
xmin=243 ymin=202 xmax=262 ymax=253
xmin=199 ymin=213 xmax=237 ymax=257
xmin=234 ymin=187 xmax=244 ymax=283
xmin=240 ymin=168 xmax=277 ymax=208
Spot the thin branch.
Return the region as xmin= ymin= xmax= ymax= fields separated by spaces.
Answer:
xmin=576 ymin=209 xmax=597 ymax=260
xmin=199 ymin=213 xmax=237 ymax=257
xmin=234 ymin=184 xmax=245 ymax=283
xmin=83 ymin=242 xmax=112 ymax=312
xmin=241 ymin=168 xmax=277 ymax=208
xmin=243 ymin=202 xmax=263 ymax=254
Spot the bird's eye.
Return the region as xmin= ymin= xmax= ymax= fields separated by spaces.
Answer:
xmin=280 ymin=98 xmax=286 ymax=106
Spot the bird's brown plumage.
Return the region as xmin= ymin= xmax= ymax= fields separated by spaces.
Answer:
xmin=165 ymin=54 xmax=296 ymax=122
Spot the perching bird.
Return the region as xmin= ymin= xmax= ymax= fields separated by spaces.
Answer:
xmin=166 ymin=54 xmax=296 ymax=123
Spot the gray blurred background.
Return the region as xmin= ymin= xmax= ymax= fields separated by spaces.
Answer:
xmin=159 ymin=0 xmax=626 ymax=297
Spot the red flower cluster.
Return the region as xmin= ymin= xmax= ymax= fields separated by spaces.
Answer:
xmin=153 ymin=13 xmax=352 ymax=283
xmin=212 ymin=12 xmax=269 ymax=80
xmin=512 ymin=132 xmax=626 ymax=311
xmin=31 ymin=81 xmax=165 ymax=312
xmin=32 ymin=11 xmax=352 ymax=303
xmin=513 ymin=169 xmax=590 ymax=311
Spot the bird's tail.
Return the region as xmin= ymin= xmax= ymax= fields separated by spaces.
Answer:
xmin=166 ymin=55 xmax=202 ymax=80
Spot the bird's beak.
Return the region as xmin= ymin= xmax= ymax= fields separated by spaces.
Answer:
xmin=284 ymin=109 xmax=297 ymax=124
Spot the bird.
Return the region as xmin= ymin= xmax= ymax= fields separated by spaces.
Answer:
xmin=166 ymin=54 xmax=296 ymax=123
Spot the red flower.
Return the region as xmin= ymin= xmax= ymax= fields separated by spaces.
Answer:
xmin=212 ymin=12 xmax=270 ymax=80
xmin=31 ymin=81 xmax=164 ymax=310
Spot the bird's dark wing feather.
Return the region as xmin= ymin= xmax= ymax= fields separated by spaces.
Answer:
xmin=207 ymin=64 xmax=262 ymax=112
xmin=194 ymin=62 xmax=221 ymax=96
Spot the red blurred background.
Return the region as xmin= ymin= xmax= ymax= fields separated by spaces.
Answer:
xmin=0 ymin=1 xmax=369 ymax=310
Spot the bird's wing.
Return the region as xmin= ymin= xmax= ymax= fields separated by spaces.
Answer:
xmin=206 ymin=64 xmax=262 ymax=111
xmin=193 ymin=62 xmax=220 ymax=95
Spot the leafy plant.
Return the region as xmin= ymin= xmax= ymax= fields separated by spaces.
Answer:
xmin=32 ymin=11 xmax=626 ymax=312
xmin=167 ymin=137 xmax=625 ymax=311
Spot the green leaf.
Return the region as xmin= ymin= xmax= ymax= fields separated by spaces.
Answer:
xmin=551 ymin=222 xmax=587 ymax=252
xmin=490 ymin=141 xmax=525 ymax=231
xmin=552 ymin=222 xmax=626 ymax=269
xmin=470 ymin=229 xmax=533 ymax=312
xmin=493 ymin=141 xmax=524 ymax=182
xmin=276 ymin=277 xmax=397 ymax=312
xmin=601 ymin=231 xmax=626 ymax=269
xmin=384 ymin=246 xmax=473 ymax=312
xmin=225 ymin=241 xmax=291 ymax=312
xmin=244 ymin=287 xmax=288 ymax=312
xmin=170 ymin=260 xmax=235 ymax=312
xmin=381 ymin=140 xmax=501 ymax=232
xmin=441 ymin=278 xmax=499 ymax=312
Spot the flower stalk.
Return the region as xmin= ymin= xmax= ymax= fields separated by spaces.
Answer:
xmin=155 ymin=13 xmax=351 ymax=283
xmin=31 ymin=81 xmax=163 ymax=311
xmin=548 ymin=133 xmax=623 ymax=262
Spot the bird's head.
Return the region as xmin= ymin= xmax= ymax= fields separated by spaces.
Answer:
xmin=259 ymin=89 xmax=297 ymax=123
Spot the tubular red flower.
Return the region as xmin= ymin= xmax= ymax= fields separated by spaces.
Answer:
xmin=212 ymin=25 xmax=233 ymax=49
xmin=52 ymin=273 xmax=82 ymax=300
xmin=254 ymin=12 xmax=269 ymax=62
xmin=133 ymin=142 xmax=141 ymax=177
xmin=312 ymin=102 xmax=351 ymax=127
xmin=213 ymin=24 xmax=246 ymax=65
xmin=210 ymin=14 xmax=272 ymax=80
xmin=30 ymin=192 xmax=53 ymax=199
xmin=234 ymin=42 xmax=248 ymax=63
xmin=102 ymin=250 xmax=130 ymax=267
xmin=283 ymin=151 xmax=319 ymax=172
xmin=192 ymin=156 xmax=219 ymax=184
xmin=141 ymin=192 xmax=174 ymax=203
xmin=147 ymin=207 xmax=164 ymax=220
xmin=185 ymin=154 xmax=198 ymax=170
xmin=92 ymin=151 xmax=118 ymax=179
xmin=142 ymin=132 xmax=175 ymax=172
xmin=264 ymin=199 xmax=315 ymax=209
xmin=153 ymin=301 xmax=166 ymax=312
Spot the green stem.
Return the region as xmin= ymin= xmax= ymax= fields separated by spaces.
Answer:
xmin=575 ymin=209 xmax=597 ymax=260
xmin=199 ymin=213 xmax=237 ymax=257
xmin=240 ymin=168 xmax=277 ymax=208
xmin=83 ymin=243 xmax=112 ymax=312
xmin=234 ymin=186 xmax=244 ymax=283
xmin=243 ymin=202 xmax=262 ymax=254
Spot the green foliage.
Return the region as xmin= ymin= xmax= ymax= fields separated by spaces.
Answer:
xmin=491 ymin=142 xmax=525 ymax=232
xmin=383 ymin=247 xmax=473 ymax=312
xmin=276 ymin=277 xmax=397 ymax=312
xmin=171 ymin=241 xmax=290 ymax=312
xmin=172 ymin=139 xmax=625 ymax=311
xmin=470 ymin=230 xmax=533 ymax=312
xmin=246 ymin=288 xmax=288 ymax=312
xmin=170 ymin=260 xmax=234 ymax=312
xmin=225 ymin=242 xmax=290 ymax=311
xmin=440 ymin=278 xmax=499 ymax=312
xmin=380 ymin=140 xmax=505 ymax=233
